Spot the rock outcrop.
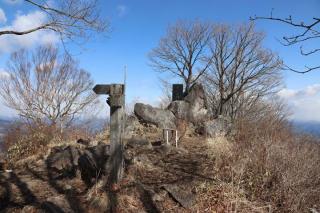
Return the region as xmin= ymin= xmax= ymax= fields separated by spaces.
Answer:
xmin=46 ymin=146 xmax=81 ymax=177
xmin=196 ymin=115 xmax=231 ymax=137
xmin=167 ymin=100 xmax=189 ymax=121
xmin=78 ymin=142 xmax=109 ymax=186
xmin=132 ymin=83 xmax=212 ymax=131
xmin=134 ymin=103 xmax=176 ymax=129
xmin=168 ymin=83 xmax=210 ymax=124
xmin=46 ymin=143 xmax=110 ymax=185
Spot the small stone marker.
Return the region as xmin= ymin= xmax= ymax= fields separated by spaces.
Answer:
xmin=93 ymin=83 xmax=125 ymax=184
xmin=172 ymin=84 xmax=184 ymax=101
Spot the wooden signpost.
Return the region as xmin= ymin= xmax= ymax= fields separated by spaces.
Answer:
xmin=93 ymin=84 xmax=125 ymax=184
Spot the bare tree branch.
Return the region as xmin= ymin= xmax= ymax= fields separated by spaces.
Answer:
xmin=250 ymin=10 xmax=319 ymax=73
xmin=0 ymin=0 xmax=110 ymax=45
xmin=148 ymin=19 xmax=213 ymax=93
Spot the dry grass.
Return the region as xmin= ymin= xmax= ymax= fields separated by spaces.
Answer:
xmin=195 ymin=113 xmax=320 ymax=213
xmin=2 ymin=121 xmax=55 ymax=165
xmin=223 ymin=117 xmax=320 ymax=213
xmin=206 ymin=136 xmax=233 ymax=160
xmin=86 ymin=179 xmax=110 ymax=212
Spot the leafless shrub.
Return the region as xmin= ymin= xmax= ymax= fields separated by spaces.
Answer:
xmin=2 ymin=120 xmax=55 ymax=163
xmin=0 ymin=45 xmax=97 ymax=134
xmin=229 ymin=113 xmax=320 ymax=212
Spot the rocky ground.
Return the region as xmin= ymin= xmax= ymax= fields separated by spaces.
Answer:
xmin=0 ymin=131 xmax=236 ymax=213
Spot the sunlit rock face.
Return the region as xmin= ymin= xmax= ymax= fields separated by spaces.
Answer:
xmin=168 ymin=83 xmax=210 ymax=125
xmin=134 ymin=103 xmax=176 ymax=129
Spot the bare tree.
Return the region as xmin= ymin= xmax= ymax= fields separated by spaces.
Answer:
xmin=0 ymin=45 xmax=97 ymax=133
xmin=157 ymin=78 xmax=172 ymax=109
xmin=202 ymin=23 xmax=283 ymax=119
xmin=148 ymin=19 xmax=213 ymax=94
xmin=0 ymin=0 xmax=110 ymax=44
xmin=250 ymin=10 xmax=319 ymax=73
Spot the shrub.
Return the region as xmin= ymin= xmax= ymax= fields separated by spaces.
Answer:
xmin=229 ymin=116 xmax=320 ymax=212
xmin=1 ymin=117 xmax=108 ymax=166
xmin=2 ymin=121 xmax=55 ymax=163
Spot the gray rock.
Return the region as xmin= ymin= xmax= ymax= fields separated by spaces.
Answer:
xmin=197 ymin=115 xmax=231 ymax=137
xmin=184 ymin=83 xmax=210 ymax=124
xmin=168 ymin=83 xmax=210 ymax=124
xmin=134 ymin=103 xmax=176 ymax=129
xmin=46 ymin=146 xmax=81 ymax=176
xmin=184 ymin=83 xmax=207 ymax=104
xmin=78 ymin=143 xmax=109 ymax=185
xmin=167 ymin=101 xmax=190 ymax=120
xmin=78 ymin=151 xmax=99 ymax=186
xmin=163 ymin=184 xmax=196 ymax=208
xmin=87 ymin=142 xmax=110 ymax=160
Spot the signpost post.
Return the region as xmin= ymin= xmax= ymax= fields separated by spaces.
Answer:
xmin=93 ymin=84 xmax=125 ymax=184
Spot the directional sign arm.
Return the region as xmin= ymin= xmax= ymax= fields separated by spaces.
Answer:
xmin=93 ymin=84 xmax=110 ymax=94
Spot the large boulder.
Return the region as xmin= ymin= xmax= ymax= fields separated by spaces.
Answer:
xmin=46 ymin=146 xmax=81 ymax=177
xmin=197 ymin=116 xmax=231 ymax=137
xmin=167 ymin=101 xmax=190 ymax=121
xmin=168 ymin=83 xmax=210 ymax=124
xmin=78 ymin=142 xmax=109 ymax=186
xmin=134 ymin=103 xmax=176 ymax=129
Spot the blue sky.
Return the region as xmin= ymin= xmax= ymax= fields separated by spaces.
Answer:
xmin=0 ymin=0 xmax=319 ymax=121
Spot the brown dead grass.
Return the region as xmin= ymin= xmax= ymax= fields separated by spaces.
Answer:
xmin=226 ymin=117 xmax=320 ymax=213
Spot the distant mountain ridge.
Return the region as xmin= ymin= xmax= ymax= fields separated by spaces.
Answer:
xmin=0 ymin=119 xmax=11 ymax=134
xmin=292 ymin=121 xmax=320 ymax=136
